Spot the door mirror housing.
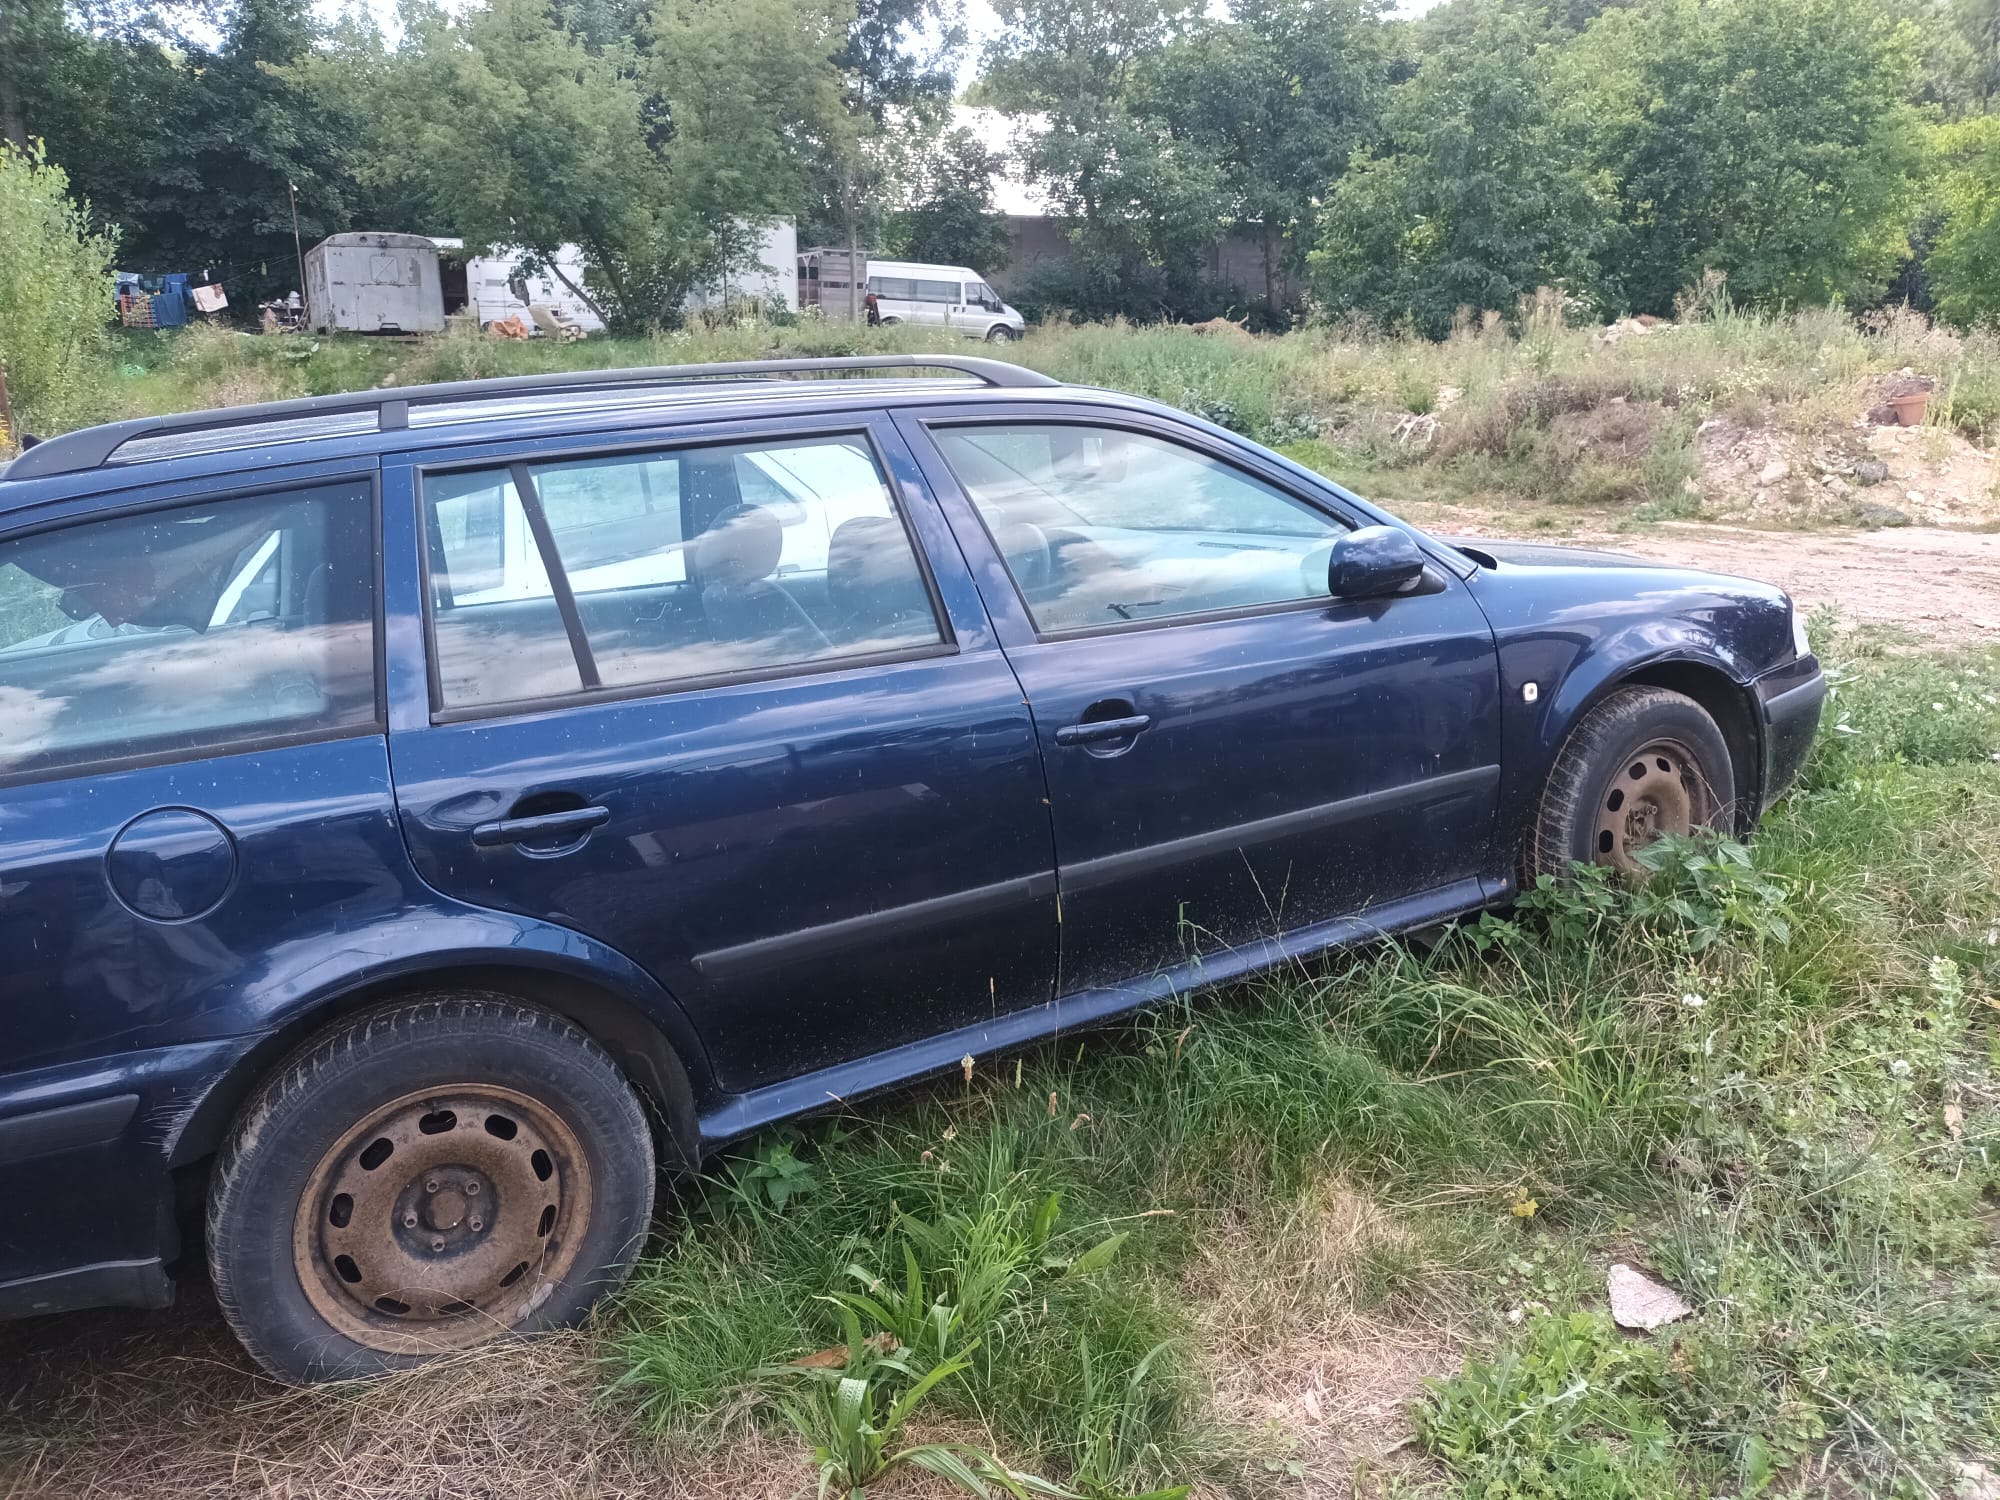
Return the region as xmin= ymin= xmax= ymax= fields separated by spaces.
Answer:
xmin=1328 ymin=525 xmax=1428 ymax=600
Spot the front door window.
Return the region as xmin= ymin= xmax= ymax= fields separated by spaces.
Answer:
xmin=930 ymin=423 xmax=1349 ymax=633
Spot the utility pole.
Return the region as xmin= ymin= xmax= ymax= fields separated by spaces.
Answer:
xmin=0 ymin=362 xmax=17 ymax=456
xmin=289 ymin=180 xmax=309 ymax=325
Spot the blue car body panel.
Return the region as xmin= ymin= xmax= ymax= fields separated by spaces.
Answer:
xmin=0 ymin=368 xmax=1824 ymax=1318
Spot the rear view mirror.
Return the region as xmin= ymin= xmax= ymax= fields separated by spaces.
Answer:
xmin=1328 ymin=525 xmax=1427 ymax=600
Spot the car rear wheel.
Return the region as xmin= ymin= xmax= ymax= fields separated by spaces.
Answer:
xmin=207 ymin=994 xmax=654 ymax=1384
xmin=1523 ymin=685 xmax=1733 ymax=883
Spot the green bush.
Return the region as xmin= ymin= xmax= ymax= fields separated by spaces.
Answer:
xmin=0 ymin=141 xmax=117 ymax=441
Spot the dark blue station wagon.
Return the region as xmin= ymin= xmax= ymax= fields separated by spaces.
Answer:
xmin=0 ymin=356 xmax=1824 ymax=1381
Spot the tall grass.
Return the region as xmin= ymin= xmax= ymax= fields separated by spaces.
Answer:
xmin=84 ymin=304 xmax=2000 ymax=534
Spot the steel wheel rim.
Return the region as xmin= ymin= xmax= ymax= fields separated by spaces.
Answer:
xmin=292 ymin=1084 xmax=591 ymax=1354
xmin=1593 ymin=736 xmax=1709 ymax=875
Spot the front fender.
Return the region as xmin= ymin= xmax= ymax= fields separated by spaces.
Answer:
xmin=1476 ymin=575 xmax=1782 ymax=865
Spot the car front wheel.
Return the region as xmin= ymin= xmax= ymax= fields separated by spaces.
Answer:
xmin=1523 ymin=685 xmax=1733 ymax=883
xmin=986 ymin=325 xmax=1017 ymax=343
xmin=207 ymin=994 xmax=655 ymax=1384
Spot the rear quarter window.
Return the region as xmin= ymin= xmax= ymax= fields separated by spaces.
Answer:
xmin=0 ymin=479 xmax=380 ymax=781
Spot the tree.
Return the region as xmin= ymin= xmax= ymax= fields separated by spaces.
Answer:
xmin=1568 ymin=0 xmax=1929 ymax=315
xmin=1144 ymin=0 xmax=1393 ymax=315
xmin=1929 ymin=117 xmax=2000 ymax=326
xmin=5 ymin=3 xmax=197 ymax=251
xmin=0 ymin=142 xmax=116 ymax=441
xmin=366 ymin=0 xmax=670 ymax=329
xmin=981 ymin=0 xmax=1229 ymax=318
xmin=1310 ymin=6 xmax=1612 ymax=335
xmin=881 ymin=125 xmax=1010 ymax=271
xmin=108 ymin=0 xmax=359 ymax=301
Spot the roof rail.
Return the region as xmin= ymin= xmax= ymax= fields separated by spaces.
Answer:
xmin=3 ymin=354 xmax=1061 ymax=482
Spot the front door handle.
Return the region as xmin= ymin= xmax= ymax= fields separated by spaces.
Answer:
xmin=471 ymin=804 xmax=611 ymax=848
xmin=1055 ymin=714 xmax=1153 ymax=747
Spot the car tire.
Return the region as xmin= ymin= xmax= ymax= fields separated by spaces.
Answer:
xmin=986 ymin=326 xmax=1017 ymax=343
xmin=206 ymin=993 xmax=655 ymax=1384
xmin=1522 ymin=685 xmax=1734 ymax=883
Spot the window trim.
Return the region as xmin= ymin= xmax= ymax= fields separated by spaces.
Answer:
xmin=920 ymin=413 xmax=1382 ymax=644
xmin=414 ymin=422 xmax=958 ymax=724
xmin=0 ymin=470 xmax=387 ymax=791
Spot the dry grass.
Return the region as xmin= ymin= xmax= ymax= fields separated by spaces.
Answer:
xmin=0 ymin=1279 xmax=810 ymax=1500
xmin=1183 ymin=1180 xmax=1469 ymax=1498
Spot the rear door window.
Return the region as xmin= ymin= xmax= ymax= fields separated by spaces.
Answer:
xmin=422 ymin=433 xmax=946 ymax=711
xmin=0 ymin=479 xmax=379 ymax=780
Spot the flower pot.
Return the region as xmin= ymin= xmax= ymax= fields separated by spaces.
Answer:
xmin=1890 ymin=391 xmax=1930 ymax=427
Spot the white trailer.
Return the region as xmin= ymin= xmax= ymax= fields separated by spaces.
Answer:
xmin=431 ymin=240 xmax=608 ymax=333
xmin=303 ymin=232 xmax=446 ymax=334
xmin=685 ymin=221 xmax=800 ymax=314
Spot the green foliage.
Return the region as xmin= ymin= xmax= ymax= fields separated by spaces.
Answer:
xmin=1421 ymin=1311 xmax=1681 ymax=1500
xmin=1143 ymin=0 xmax=1394 ymax=313
xmin=726 ymin=1135 xmax=825 ymax=1216
xmin=0 ymin=141 xmax=115 ymax=440
xmin=981 ymin=0 xmax=1232 ymax=320
xmin=879 ymin=125 xmax=1012 ymax=273
xmin=1310 ymin=8 xmax=1612 ymax=336
xmin=1930 ymin=116 xmax=2000 ymax=328
xmin=354 ymin=0 xmax=671 ymax=331
xmin=1568 ymin=0 xmax=1929 ymax=315
xmin=1806 ymin=626 xmax=2000 ymax=784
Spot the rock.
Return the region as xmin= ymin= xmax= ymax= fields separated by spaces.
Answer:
xmin=1757 ymin=460 xmax=1791 ymax=485
xmin=1849 ymin=501 xmax=1912 ymax=528
xmin=1957 ymin=1460 xmax=2000 ymax=1500
xmin=1608 ymin=1264 xmax=1691 ymax=1331
xmin=1852 ymin=459 xmax=1890 ymax=486
xmin=1908 ymin=489 xmax=1926 ymax=504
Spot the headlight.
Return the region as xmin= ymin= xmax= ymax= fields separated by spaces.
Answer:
xmin=1790 ymin=599 xmax=1811 ymax=660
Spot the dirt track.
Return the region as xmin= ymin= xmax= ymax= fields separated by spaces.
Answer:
xmin=1421 ymin=506 xmax=2000 ymax=645
xmin=1614 ymin=522 xmax=2000 ymax=645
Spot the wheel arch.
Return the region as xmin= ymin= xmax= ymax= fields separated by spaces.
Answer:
xmin=171 ymin=962 xmax=704 ymax=1176
xmin=1610 ymin=658 xmax=1762 ymax=833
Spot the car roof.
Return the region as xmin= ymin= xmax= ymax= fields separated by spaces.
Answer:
xmin=0 ymin=356 xmax=1081 ymax=515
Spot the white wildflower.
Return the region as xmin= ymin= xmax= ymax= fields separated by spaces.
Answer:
xmin=1890 ymin=1059 xmax=1912 ymax=1078
xmin=1680 ymin=992 xmax=1706 ymax=1009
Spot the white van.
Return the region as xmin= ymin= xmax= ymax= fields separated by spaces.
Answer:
xmin=864 ymin=260 xmax=1026 ymax=342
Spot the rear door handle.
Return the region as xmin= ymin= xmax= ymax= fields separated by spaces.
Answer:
xmin=1055 ymin=714 xmax=1153 ymax=746
xmin=471 ymin=805 xmax=611 ymax=847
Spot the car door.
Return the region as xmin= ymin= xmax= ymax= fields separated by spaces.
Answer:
xmin=382 ymin=416 xmax=1057 ymax=1095
xmin=0 ymin=469 xmax=404 ymax=1291
xmin=901 ymin=410 xmax=1503 ymax=996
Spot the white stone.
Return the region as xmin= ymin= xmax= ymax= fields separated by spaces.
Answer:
xmin=1607 ymin=1264 xmax=1691 ymax=1331
xmin=1758 ymin=460 xmax=1791 ymax=485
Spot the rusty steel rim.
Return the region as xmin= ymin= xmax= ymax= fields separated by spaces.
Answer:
xmin=292 ymin=1085 xmax=591 ymax=1354
xmin=1593 ymin=737 xmax=1710 ymax=875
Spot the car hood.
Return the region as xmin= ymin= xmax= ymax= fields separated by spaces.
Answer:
xmin=1440 ymin=536 xmax=1680 ymax=571
xmin=1438 ymin=533 xmax=1795 ymax=678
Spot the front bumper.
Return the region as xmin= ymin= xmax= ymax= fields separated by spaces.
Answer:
xmin=1753 ymin=654 xmax=1826 ymax=815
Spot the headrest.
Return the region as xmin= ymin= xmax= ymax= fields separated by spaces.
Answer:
xmin=828 ymin=516 xmax=927 ymax=620
xmin=694 ymin=505 xmax=783 ymax=588
xmin=989 ymin=520 xmax=1050 ymax=593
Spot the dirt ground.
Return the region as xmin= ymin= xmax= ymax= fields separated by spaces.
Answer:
xmin=1408 ymin=505 xmax=2000 ymax=646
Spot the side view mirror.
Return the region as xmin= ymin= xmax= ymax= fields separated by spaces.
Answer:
xmin=1328 ymin=525 xmax=1427 ymax=600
